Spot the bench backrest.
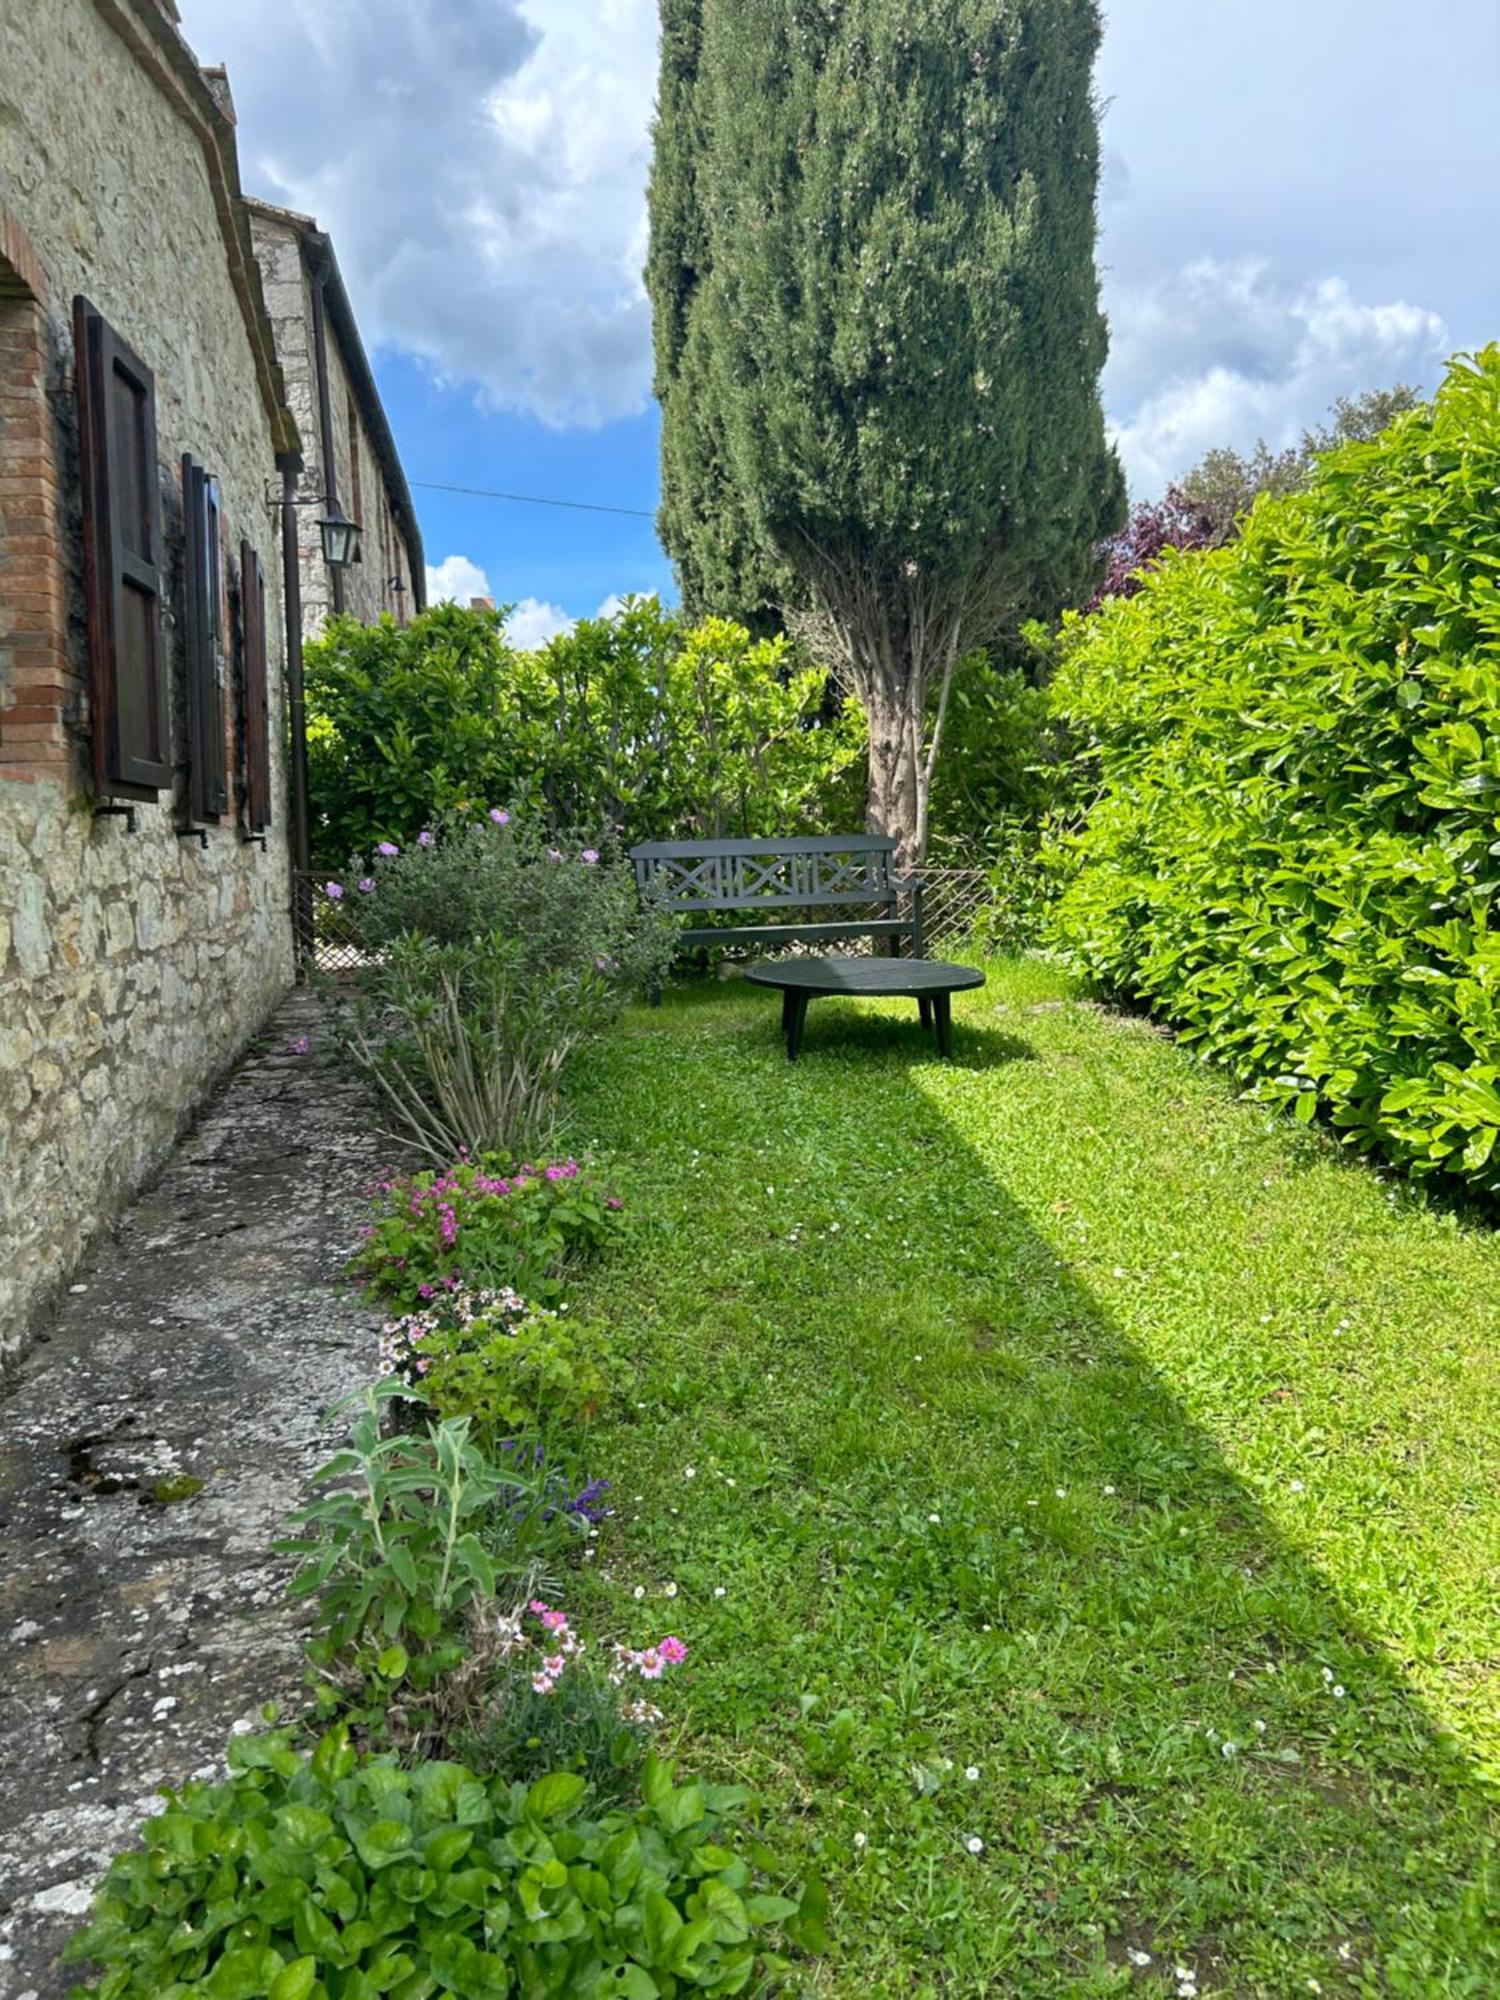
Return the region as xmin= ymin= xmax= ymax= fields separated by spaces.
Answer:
xmin=630 ymin=836 xmax=898 ymax=912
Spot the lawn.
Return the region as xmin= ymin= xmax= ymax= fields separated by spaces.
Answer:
xmin=561 ymin=959 xmax=1500 ymax=1997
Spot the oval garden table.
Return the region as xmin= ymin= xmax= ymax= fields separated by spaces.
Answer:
xmin=745 ymin=955 xmax=986 ymax=1061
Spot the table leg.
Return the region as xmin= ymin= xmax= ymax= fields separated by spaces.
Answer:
xmin=787 ymin=992 xmax=810 ymax=1062
xmin=918 ymin=995 xmax=933 ymax=1033
xmin=934 ymin=991 xmax=953 ymax=1058
xmin=781 ymin=989 xmax=795 ymax=1042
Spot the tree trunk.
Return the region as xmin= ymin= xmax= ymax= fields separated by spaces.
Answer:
xmin=864 ymin=680 xmax=922 ymax=874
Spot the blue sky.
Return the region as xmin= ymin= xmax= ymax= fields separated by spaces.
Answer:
xmin=178 ymin=0 xmax=1497 ymax=640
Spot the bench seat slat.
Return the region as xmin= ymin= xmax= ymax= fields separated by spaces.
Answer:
xmin=678 ymin=918 xmax=908 ymax=948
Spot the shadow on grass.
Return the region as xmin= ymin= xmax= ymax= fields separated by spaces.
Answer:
xmin=573 ymin=981 xmax=1500 ymax=1994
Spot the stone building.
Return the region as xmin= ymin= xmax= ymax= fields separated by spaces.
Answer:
xmin=248 ymin=200 xmax=425 ymax=634
xmin=0 ymin=0 xmax=412 ymax=1360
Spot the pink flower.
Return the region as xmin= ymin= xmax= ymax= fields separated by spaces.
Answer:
xmin=659 ymin=1636 xmax=688 ymax=1665
xmin=323 ymin=881 xmax=344 ymax=900
xmin=418 ymin=830 xmax=434 ymax=847
xmin=543 ymin=1653 xmax=567 ymax=1676
xmin=540 ymin=1609 xmax=570 ymax=1634
xmin=635 ymin=1648 xmax=665 ymax=1681
xmin=529 ymin=1599 xmax=549 ymax=1615
xmin=580 ymin=848 xmax=599 ymax=864
xmin=489 ymin=808 xmax=510 ymax=825
xmin=377 ymin=841 xmax=399 ymax=857
xmin=357 ymin=877 xmax=375 ymax=893
xmin=531 ymin=1672 xmax=556 ymax=1696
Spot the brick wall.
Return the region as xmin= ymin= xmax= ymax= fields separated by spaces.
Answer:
xmin=0 ymin=214 xmax=77 ymax=786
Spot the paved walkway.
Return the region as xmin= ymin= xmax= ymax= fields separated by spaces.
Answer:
xmin=0 ymin=993 xmax=386 ymax=1999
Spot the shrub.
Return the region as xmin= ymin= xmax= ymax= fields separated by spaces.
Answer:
xmin=353 ymin=1158 xmax=623 ymax=1312
xmin=338 ymin=932 xmax=594 ymax=1164
xmin=305 ymin=596 xmax=864 ymax=868
xmin=65 ymin=1725 xmax=815 ymax=1997
xmin=966 ymin=817 xmax=1055 ymax=958
xmin=327 ymin=815 xmax=677 ymax=1162
xmin=926 ymin=651 xmax=1055 ymax=844
xmin=332 ymin=812 xmax=677 ymax=998
xmin=1048 ymin=348 xmax=1500 ymax=1190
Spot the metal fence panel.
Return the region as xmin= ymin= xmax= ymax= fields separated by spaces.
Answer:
xmin=293 ymin=864 xmax=996 ymax=979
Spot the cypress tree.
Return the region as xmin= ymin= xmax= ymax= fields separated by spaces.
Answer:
xmin=648 ymin=0 xmax=1123 ymax=863
xmin=648 ymin=0 xmax=792 ymax=629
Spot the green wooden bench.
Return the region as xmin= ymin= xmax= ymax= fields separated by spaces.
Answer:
xmin=630 ymin=836 xmax=925 ymax=995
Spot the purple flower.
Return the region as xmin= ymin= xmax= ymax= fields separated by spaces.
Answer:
xmin=565 ymin=1478 xmax=613 ymax=1523
xmin=377 ymin=841 xmax=399 ymax=857
xmin=418 ymin=829 xmax=434 ymax=847
xmin=357 ymin=877 xmax=376 ymax=893
xmin=489 ymin=808 xmax=510 ymax=826
xmin=547 ymin=847 xmax=564 ymax=862
xmin=291 ymin=1034 xmax=311 ymax=1055
xmin=580 ymin=848 xmax=600 ymax=864
xmin=323 ymin=881 xmax=344 ymax=900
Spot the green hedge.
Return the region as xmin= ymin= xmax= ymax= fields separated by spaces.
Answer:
xmin=1048 ymin=348 xmax=1500 ymax=1190
xmin=305 ymin=598 xmax=864 ymax=870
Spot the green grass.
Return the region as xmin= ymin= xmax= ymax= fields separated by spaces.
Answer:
xmin=559 ymin=962 xmax=1500 ymax=1996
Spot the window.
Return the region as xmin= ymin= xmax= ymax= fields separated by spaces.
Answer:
xmin=181 ymin=454 xmax=226 ymax=822
xmin=73 ymin=296 xmax=168 ymax=798
xmin=239 ymin=540 xmax=272 ymax=835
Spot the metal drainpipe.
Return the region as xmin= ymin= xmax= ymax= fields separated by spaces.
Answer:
xmin=308 ymin=253 xmax=345 ymax=618
xmin=279 ymin=451 xmax=314 ymax=974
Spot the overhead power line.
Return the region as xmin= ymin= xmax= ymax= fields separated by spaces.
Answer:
xmin=409 ymin=478 xmax=655 ymax=521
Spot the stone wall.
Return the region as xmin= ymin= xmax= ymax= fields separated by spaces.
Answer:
xmin=250 ymin=208 xmax=418 ymax=634
xmin=0 ymin=0 xmax=297 ymax=1360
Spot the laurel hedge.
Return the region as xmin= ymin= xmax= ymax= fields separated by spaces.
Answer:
xmin=1048 ymin=348 xmax=1500 ymax=1192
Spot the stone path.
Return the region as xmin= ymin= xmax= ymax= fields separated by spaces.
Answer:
xmin=0 ymin=992 xmax=387 ymax=1999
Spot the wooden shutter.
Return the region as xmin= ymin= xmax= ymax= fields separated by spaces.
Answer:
xmin=240 ymin=539 xmax=272 ymax=834
xmin=73 ymin=296 xmax=169 ymax=797
xmin=181 ymin=454 xmax=226 ymax=821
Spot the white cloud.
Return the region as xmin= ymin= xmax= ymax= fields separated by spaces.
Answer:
xmin=425 ymin=553 xmax=493 ymax=604
xmin=506 ymin=598 xmax=575 ymax=647
xmin=1104 ymin=259 xmax=1448 ymax=496
xmin=594 ymin=590 xmax=655 ymax=619
xmin=176 ymin=0 xmax=658 ymax=428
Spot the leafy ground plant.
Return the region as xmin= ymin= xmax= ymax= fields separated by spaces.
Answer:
xmin=559 ymin=970 xmax=1500 ymax=1996
xmin=277 ymin=1386 xmax=584 ymax=1741
xmin=65 ymin=1724 xmax=820 ymax=1998
xmin=446 ymin=1599 xmax=690 ymax=1807
xmin=380 ymin=1289 xmax=617 ymax=1443
xmin=353 ymin=1157 xmax=623 ymax=1312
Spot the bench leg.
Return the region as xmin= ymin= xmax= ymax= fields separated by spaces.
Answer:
xmin=918 ymin=995 xmax=933 ymax=1033
xmin=781 ymin=989 xmax=796 ymax=1039
xmin=787 ymin=992 xmax=810 ymax=1062
xmin=933 ymin=991 xmax=953 ymax=1059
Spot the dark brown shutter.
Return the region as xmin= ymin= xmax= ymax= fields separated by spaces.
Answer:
xmin=181 ymin=454 xmax=226 ymax=821
xmin=73 ymin=296 xmax=169 ymax=797
xmin=240 ymin=540 xmax=272 ymax=834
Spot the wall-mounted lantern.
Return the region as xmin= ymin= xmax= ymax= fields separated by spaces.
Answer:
xmin=318 ymin=502 xmax=361 ymax=569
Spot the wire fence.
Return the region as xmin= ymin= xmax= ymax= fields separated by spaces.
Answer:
xmin=917 ymin=866 xmax=995 ymax=953
xmin=294 ymin=863 xmax=997 ymax=979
